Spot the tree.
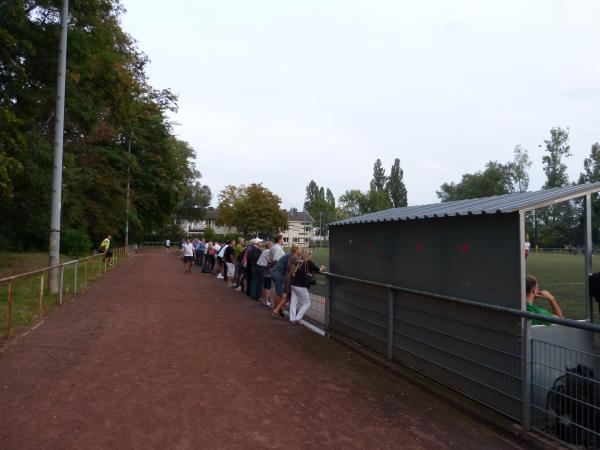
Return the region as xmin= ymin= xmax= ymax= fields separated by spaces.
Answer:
xmin=437 ymin=161 xmax=514 ymax=201
xmin=542 ymin=127 xmax=571 ymax=189
xmin=303 ymin=180 xmax=337 ymax=236
xmin=216 ymin=185 xmax=246 ymax=226
xmin=0 ymin=0 xmax=202 ymax=251
xmin=508 ymin=145 xmax=532 ymax=192
xmin=578 ymin=143 xmax=600 ymax=245
xmin=232 ymin=184 xmax=287 ymax=237
xmin=386 ymin=158 xmax=407 ymax=207
xmin=339 ymin=190 xmax=369 ymax=217
xmin=370 ymin=159 xmax=387 ymax=191
xmin=537 ymin=127 xmax=576 ymax=247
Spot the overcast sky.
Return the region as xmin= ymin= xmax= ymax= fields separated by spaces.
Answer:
xmin=121 ymin=0 xmax=600 ymax=209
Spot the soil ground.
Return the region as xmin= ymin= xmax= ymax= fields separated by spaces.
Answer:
xmin=0 ymin=250 xmax=529 ymax=449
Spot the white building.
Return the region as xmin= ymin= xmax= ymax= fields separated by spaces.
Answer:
xmin=178 ymin=208 xmax=237 ymax=236
xmin=283 ymin=210 xmax=315 ymax=247
xmin=178 ymin=208 xmax=314 ymax=246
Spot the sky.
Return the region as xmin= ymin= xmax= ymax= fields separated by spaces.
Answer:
xmin=120 ymin=0 xmax=600 ymax=209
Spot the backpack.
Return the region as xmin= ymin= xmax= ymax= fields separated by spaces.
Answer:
xmin=546 ymin=364 xmax=600 ymax=446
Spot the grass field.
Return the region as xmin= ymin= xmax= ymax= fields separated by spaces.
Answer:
xmin=309 ymin=248 xmax=591 ymax=320
xmin=0 ymin=251 xmax=129 ymax=338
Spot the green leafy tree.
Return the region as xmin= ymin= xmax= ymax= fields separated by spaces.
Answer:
xmin=303 ymin=180 xmax=337 ymax=235
xmin=370 ymin=159 xmax=387 ymax=191
xmin=216 ymin=185 xmax=246 ymax=226
xmin=232 ymin=184 xmax=287 ymax=237
xmin=386 ymin=158 xmax=407 ymax=207
xmin=437 ymin=161 xmax=514 ymax=202
xmin=0 ymin=0 xmax=202 ymax=250
xmin=508 ymin=145 xmax=532 ymax=192
xmin=542 ymin=127 xmax=571 ymax=189
xmin=339 ymin=189 xmax=369 ymax=216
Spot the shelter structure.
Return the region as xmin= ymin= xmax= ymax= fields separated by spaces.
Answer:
xmin=327 ymin=182 xmax=600 ymax=435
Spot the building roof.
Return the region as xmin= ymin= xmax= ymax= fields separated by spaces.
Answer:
xmin=331 ymin=182 xmax=600 ymax=226
xmin=285 ymin=210 xmax=315 ymax=223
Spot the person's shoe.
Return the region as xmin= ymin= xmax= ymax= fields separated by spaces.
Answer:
xmin=235 ymin=286 xmax=242 ymax=291
xmin=216 ymin=274 xmax=223 ymax=279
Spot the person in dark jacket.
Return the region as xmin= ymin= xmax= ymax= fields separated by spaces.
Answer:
xmin=247 ymin=238 xmax=263 ymax=300
xmin=288 ymin=249 xmax=325 ymax=325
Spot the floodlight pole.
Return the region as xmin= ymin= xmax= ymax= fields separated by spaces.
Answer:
xmin=48 ymin=0 xmax=69 ymax=294
xmin=585 ymin=194 xmax=593 ymax=322
xmin=125 ymin=139 xmax=131 ymax=254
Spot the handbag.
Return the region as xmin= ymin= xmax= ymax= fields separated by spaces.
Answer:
xmin=303 ymin=261 xmax=317 ymax=286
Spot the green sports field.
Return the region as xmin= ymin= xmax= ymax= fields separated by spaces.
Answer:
xmin=310 ymin=248 xmax=592 ymax=320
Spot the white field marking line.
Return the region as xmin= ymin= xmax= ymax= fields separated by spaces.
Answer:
xmin=302 ymin=320 xmax=326 ymax=336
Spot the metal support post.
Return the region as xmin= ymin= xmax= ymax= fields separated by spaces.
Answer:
xmin=59 ymin=265 xmax=65 ymax=305
xmin=39 ymin=272 xmax=45 ymax=316
xmin=74 ymin=261 xmax=78 ymax=294
xmin=585 ymin=194 xmax=594 ymax=322
xmin=387 ymin=288 xmax=395 ymax=360
xmin=519 ymin=210 xmax=531 ymax=429
xmin=5 ymin=282 xmax=13 ymax=337
xmin=48 ymin=0 xmax=69 ymax=294
xmin=325 ymin=276 xmax=332 ymax=330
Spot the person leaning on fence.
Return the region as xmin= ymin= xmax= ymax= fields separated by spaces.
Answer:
xmin=100 ymin=234 xmax=113 ymax=266
xmin=271 ymin=244 xmax=301 ymax=319
xmin=257 ymin=241 xmax=273 ymax=307
xmin=288 ymin=249 xmax=326 ymax=325
xmin=526 ymin=275 xmax=564 ymax=325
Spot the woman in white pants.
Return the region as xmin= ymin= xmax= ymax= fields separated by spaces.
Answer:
xmin=289 ymin=250 xmax=325 ymax=325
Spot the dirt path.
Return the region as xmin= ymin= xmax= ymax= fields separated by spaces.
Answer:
xmin=0 ymin=251 xmax=527 ymax=449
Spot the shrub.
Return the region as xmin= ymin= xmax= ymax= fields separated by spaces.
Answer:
xmin=61 ymin=228 xmax=93 ymax=257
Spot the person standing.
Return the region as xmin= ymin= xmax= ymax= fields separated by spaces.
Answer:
xmin=166 ymin=239 xmax=171 ymax=253
xmin=257 ymin=241 xmax=273 ymax=307
xmin=100 ymin=234 xmax=113 ymax=266
xmin=288 ymin=249 xmax=325 ymax=325
xmin=196 ymin=239 xmax=207 ymax=268
xmin=233 ymin=238 xmax=245 ymax=289
xmin=217 ymin=242 xmax=228 ymax=279
xmin=182 ymin=238 xmax=195 ymax=274
xmin=224 ymin=239 xmax=236 ymax=287
xmin=272 ymin=244 xmax=301 ymax=319
xmin=247 ymin=239 xmax=263 ymax=300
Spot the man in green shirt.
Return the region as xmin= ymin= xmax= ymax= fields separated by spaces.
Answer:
xmin=526 ymin=275 xmax=564 ymax=325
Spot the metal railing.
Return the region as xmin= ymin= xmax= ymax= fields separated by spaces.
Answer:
xmin=0 ymin=245 xmax=136 ymax=338
xmin=324 ymin=271 xmax=600 ymax=447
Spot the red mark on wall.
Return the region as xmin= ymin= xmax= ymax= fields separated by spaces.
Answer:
xmin=367 ymin=240 xmax=374 ymax=251
xmin=461 ymin=242 xmax=471 ymax=254
xmin=415 ymin=242 xmax=424 ymax=253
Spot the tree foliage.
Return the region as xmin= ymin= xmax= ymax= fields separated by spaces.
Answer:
xmin=303 ymin=180 xmax=336 ymax=235
xmin=339 ymin=158 xmax=408 ymax=216
xmin=0 ymin=0 xmax=201 ymax=251
xmin=437 ymin=146 xmax=532 ymax=202
xmin=543 ymin=127 xmax=571 ymax=189
xmin=216 ymin=184 xmax=287 ymax=237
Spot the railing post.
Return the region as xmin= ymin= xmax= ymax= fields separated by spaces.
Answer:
xmin=388 ymin=288 xmax=394 ymax=360
xmin=325 ymin=275 xmax=331 ymax=330
xmin=74 ymin=261 xmax=78 ymax=294
xmin=59 ymin=265 xmax=65 ymax=305
xmin=39 ymin=272 xmax=45 ymax=317
xmin=521 ymin=319 xmax=532 ymax=430
xmin=5 ymin=281 xmax=13 ymax=337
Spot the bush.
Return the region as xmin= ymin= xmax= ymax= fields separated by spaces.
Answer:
xmin=61 ymin=228 xmax=93 ymax=257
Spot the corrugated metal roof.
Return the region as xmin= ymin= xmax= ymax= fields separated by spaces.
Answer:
xmin=331 ymin=182 xmax=600 ymax=226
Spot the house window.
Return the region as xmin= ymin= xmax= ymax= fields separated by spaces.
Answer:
xmin=304 ymin=227 xmax=311 ymax=232
xmin=293 ymin=237 xmax=299 ymax=243
xmin=284 ymin=237 xmax=288 ymax=243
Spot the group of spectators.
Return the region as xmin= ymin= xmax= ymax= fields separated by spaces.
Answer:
xmin=178 ymin=235 xmax=325 ymax=325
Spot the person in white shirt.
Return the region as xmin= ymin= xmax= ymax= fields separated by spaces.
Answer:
xmin=166 ymin=239 xmax=171 ymax=253
xmin=181 ymin=238 xmax=195 ymax=273
xmin=216 ymin=243 xmax=229 ymax=279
